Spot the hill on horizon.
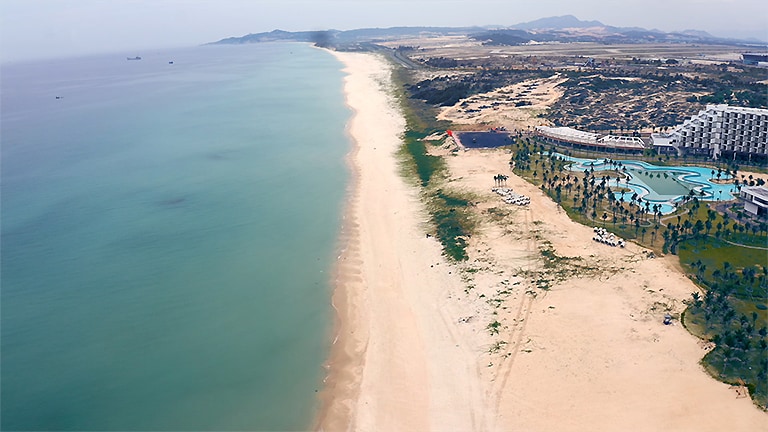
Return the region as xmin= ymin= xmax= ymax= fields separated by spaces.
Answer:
xmin=511 ymin=15 xmax=604 ymax=30
xmin=210 ymin=15 xmax=767 ymax=47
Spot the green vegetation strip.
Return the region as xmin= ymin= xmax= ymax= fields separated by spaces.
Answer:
xmin=391 ymin=63 xmax=473 ymax=261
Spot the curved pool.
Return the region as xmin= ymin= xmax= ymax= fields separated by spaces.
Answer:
xmin=556 ymin=154 xmax=739 ymax=214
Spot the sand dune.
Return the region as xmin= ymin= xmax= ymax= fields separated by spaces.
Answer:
xmin=437 ymin=74 xmax=567 ymax=132
xmin=316 ymin=51 xmax=767 ymax=431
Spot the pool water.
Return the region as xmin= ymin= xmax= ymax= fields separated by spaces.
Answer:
xmin=557 ymin=155 xmax=739 ymax=214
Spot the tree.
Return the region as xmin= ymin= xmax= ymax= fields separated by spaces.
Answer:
xmin=693 ymin=220 xmax=704 ymax=238
xmin=691 ymin=291 xmax=703 ymax=309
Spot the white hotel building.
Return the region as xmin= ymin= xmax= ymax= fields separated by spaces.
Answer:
xmin=534 ymin=126 xmax=646 ymax=154
xmin=651 ymin=104 xmax=768 ymax=162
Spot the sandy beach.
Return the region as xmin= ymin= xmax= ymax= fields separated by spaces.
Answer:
xmin=317 ymin=50 xmax=491 ymax=431
xmin=316 ymin=51 xmax=768 ymax=431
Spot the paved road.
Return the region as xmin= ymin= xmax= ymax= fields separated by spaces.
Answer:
xmin=363 ymin=44 xmax=421 ymax=70
xmin=389 ymin=48 xmax=421 ymax=69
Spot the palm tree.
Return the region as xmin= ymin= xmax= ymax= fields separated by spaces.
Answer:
xmin=712 ymin=269 xmax=722 ymax=281
xmin=690 ymin=291 xmax=703 ymax=309
xmin=697 ymin=264 xmax=707 ymax=281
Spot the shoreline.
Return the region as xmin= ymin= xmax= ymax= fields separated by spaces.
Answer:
xmin=312 ymin=50 xmax=368 ymax=432
xmin=314 ymin=49 xmax=768 ymax=431
xmin=314 ymin=50 xmax=491 ymax=431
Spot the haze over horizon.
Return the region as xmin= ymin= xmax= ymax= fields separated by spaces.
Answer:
xmin=1 ymin=0 xmax=766 ymax=62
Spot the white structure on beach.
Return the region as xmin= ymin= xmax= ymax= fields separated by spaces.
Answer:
xmin=739 ymin=185 xmax=768 ymax=216
xmin=535 ymin=126 xmax=645 ymax=154
xmin=651 ymin=105 xmax=768 ymax=161
xmin=492 ymin=187 xmax=530 ymax=206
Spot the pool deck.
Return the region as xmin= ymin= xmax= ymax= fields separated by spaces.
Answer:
xmin=557 ymin=154 xmax=739 ymax=213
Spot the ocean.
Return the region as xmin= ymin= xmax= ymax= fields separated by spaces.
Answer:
xmin=1 ymin=43 xmax=350 ymax=430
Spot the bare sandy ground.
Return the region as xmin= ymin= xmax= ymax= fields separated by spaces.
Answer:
xmin=437 ymin=75 xmax=567 ymax=132
xmin=440 ymin=148 xmax=767 ymax=431
xmin=316 ymin=51 xmax=767 ymax=431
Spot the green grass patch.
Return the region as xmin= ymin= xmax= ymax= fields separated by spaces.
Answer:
xmin=403 ymin=132 xmax=444 ymax=187
xmin=389 ymin=61 xmax=474 ymax=261
xmin=437 ymin=189 xmax=471 ymax=207
xmin=684 ymin=300 xmax=768 ymax=409
xmin=427 ymin=189 xmax=476 ymax=261
xmin=702 ymin=346 xmax=768 ymax=409
xmin=677 ymin=237 xmax=767 ymax=300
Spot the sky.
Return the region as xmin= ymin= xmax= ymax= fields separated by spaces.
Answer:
xmin=1 ymin=0 xmax=766 ymax=62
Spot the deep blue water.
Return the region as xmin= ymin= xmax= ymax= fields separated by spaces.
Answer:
xmin=1 ymin=43 xmax=350 ymax=431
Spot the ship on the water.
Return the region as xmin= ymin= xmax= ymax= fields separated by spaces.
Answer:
xmin=127 ymin=56 xmax=142 ymax=60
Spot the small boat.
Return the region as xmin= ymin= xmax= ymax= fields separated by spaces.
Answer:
xmin=127 ymin=56 xmax=142 ymax=61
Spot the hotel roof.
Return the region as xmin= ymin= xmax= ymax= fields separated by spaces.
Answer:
xmin=535 ymin=126 xmax=598 ymax=143
xmin=705 ymin=104 xmax=768 ymax=116
xmin=535 ymin=126 xmax=645 ymax=149
xmin=742 ymin=186 xmax=768 ymax=203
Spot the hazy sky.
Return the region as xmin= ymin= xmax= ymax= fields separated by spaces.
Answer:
xmin=1 ymin=0 xmax=766 ymax=62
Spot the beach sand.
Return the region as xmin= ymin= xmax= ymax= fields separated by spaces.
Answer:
xmin=317 ymin=50 xmax=492 ymax=432
xmin=316 ymin=51 xmax=767 ymax=431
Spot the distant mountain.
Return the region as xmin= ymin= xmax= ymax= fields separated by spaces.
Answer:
xmin=210 ymin=16 xmax=766 ymax=48
xmin=214 ymin=29 xmax=323 ymax=44
xmin=474 ymin=15 xmax=765 ymax=46
xmin=210 ymin=26 xmax=488 ymax=48
xmin=678 ymin=29 xmax=716 ymax=39
xmin=512 ymin=15 xmax=604 ymax=30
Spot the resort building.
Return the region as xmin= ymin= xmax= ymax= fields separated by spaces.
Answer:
xmin=650 ymin=133 xmax=678 ymax=154
xmin=739 ymin=186 xmax=768 ymax=216
xmin=653 ymin=104 xmax=768 ymax=162
xmin=534 ymin=126 xmax=645 ymax=154
xmin=742 ymin=53 xmax=768 ymax=66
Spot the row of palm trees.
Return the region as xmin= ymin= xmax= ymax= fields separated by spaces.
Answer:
xmin=511 ymin=140 xmax=768 ymax=248
xmin=659 ymin=197 xmax=768 ymax=254
xmin=514 ymin=147 xmax=666 ymax=237
xmin=509 ymin=137 xmax=767 ymax=406
xmin=687 ymin=260 xmax=768 ymax=405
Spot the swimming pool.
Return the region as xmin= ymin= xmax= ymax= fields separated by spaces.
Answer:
xmin=556 ymin=154 xmax=739 ymax=214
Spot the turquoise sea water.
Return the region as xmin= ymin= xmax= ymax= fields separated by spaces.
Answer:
xmin=1 ymin=43 xmax=349 ymax=430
